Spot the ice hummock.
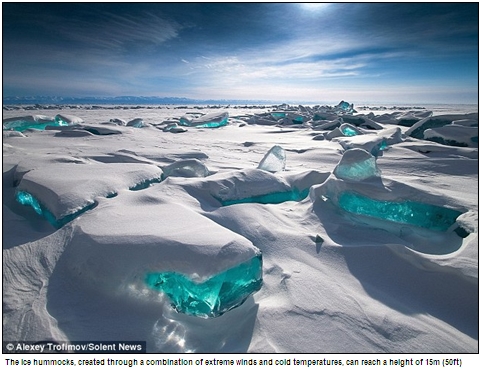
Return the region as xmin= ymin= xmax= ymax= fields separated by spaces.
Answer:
xmin=257 ymin=145 xmax=286 ymax=172
xmin=315 ymin=150 xmax=468 ymax=243
xmin=180 ymin=112 xmax=229 ymax=128
xmin=333 ymin=148 xmax=380 ymax=181
xmin=61 ymin=197 xmax=262 ymax=309
xmin=14 ymin=162 xmax=163 ymax=225
xmin=340 ymin=123 xmax=362 ymax=136
xmin=126 ymin=118 xmax=146 ymax=128
xmin=3 ymin=115 xmax=64 ymax=132
xmin=145 ymin=253 xmax=262 ymax=318
xmin=338 ymin=191 xmax=463 ymax=232
xmin=3 ymin=114 xmax=85 ymax=132
xmin=424 ymin=125 xmax=478 ymax=147
xmin=406 ymin=113 xmax=478 ymax=140
xmin=334 ymin=100 xmax=355 ymax=114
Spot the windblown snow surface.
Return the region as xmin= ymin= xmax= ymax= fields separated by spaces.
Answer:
xmin=2 ymin=103 xmax=478 ymax=353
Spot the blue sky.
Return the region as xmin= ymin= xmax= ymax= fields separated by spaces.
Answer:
xmin=2 ymin=2 xmax=478 ymax=104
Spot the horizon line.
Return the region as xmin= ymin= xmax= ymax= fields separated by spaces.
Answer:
xmin=3 ymin=95 xmax=478 ymax=106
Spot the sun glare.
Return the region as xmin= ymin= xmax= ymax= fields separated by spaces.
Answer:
xmin=298 ymin=3 xmax=331 ymax=12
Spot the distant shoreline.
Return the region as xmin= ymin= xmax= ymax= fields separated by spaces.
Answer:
xmin=3 ymin=96 xmax=478 ymax=107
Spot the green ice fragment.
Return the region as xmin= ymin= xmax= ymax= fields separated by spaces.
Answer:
xmin=271 ymin=112 xmax=286 ymax=119
xmin=220 ymin=188 xmax=309 ymax=206
xmin=54 ymin=115 xmax=71 ymax=126
xmin=15 ymin=190 xmax=96 ymax=228
xmin=338 ymin=191 xmax=462 ymax=231
xmin=194 ymin=117 xmax=228 ymax=128
xmin=292 ymin=116 xmax=304 ymax=124
xmin=3 ymin=116 xmax=68 ymax=132
xmin=16 ymin=191 xmax=43 ymax=215
xmin=341 ymin=126 xmax=358 ymax=136
xmin=145 ymin=254 xmax=263 ymax=318
xmin=379 ymin=140 xmax=388 ymax=151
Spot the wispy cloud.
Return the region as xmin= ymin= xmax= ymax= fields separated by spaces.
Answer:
xmin=20 ymin=9 xmax=185 ymax=54
xmin=183 ymin=35 xmax=408 ymax=85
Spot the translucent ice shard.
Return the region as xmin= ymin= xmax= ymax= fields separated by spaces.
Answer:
xmin=258 ymin=145 xmax=286 ymax=173
xmin=333 ymin=149 xmax=380 ymax=181
xmin=338 ymin=191 xmax=463 ymax=232
xmin=145 ymin=254 xmax=262 ymax=318
xmin=162 ymin=159 xmax=209 ymax=179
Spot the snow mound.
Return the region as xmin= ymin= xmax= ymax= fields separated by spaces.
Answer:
xmin=81 ymin=125 xmax=123 ymax=135
xmin=61 ymin=195 xmax=261 ymax=310
xmin=424 ymin=125 xmax=478 ymax=147
xmin=406 ymin=113 xmax=478 ymax=141
xmin=54 ymin=114 xmax=84 ymax=125
xmin=15 ymin=163 xmax=163 ymax=225
xmin=161 ymin=123 xmax=188 ymax=133
xmin=204 ymin=169 xmax=292 ymax=203
xmin=3 ymin=130 xmax=26 ymax=138
xmin=159 ymin=168 xmax=327 ymax=208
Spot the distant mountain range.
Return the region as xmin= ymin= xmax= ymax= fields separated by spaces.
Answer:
xmin=2 ymin=96 xmax=280 ymax=105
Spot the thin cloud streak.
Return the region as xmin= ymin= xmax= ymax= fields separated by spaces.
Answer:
xmin=47 ymin=11 xmax=185 ymax=52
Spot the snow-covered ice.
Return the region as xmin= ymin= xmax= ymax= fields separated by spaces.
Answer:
xmin=333 ymin=148 xmax=381 ymax=181
xmin=2 ymin=102 xmax=478 ymax=353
